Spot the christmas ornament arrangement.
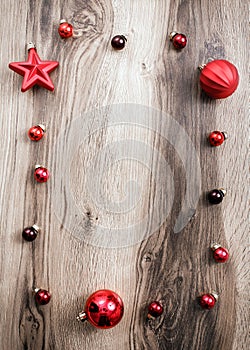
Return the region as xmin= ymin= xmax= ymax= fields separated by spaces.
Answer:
xmin=8 ymin=18 xmax=239 ymax=331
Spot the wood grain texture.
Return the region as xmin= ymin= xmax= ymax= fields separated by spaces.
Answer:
xmin=0 ymin=1 xmax=248 ymax=349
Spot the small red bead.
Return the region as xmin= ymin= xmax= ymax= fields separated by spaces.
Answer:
xmin=35 ymin=289 xmax=51 ymax=305
xmin=208 ymin=131 xmax=226 ymax=146
xmin=111 ymin=35 xmax=127 ymax=50
xmin=148 ymin=301 xmax=163 ymax=318
xmin=171 ymin=33 xmax=187 ymax=49
xmin=28 ymin=125 xmax=45 ymax=141
xmin=22 ymin=226 xmax=39 ymax=241
xmin=58 ymin=21 xmax=73 ymax=38
xmin=34 ymin=166 xmax=49 ymax=183
xmin=212 ymin=246 xmax=229 ymax=263
xmin=199 ymin=294 xmax=217 ymax=309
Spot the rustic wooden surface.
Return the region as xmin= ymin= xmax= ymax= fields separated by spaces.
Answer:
xmin=0 ymin=0 xmax=248 ymax=349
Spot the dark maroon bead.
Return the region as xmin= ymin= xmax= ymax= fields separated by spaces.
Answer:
xmin=207 ymin=189 xmax=225 ymax=204
xmin=22 ymin=226 xmax=39 ymax=241
xmin=35 ymin=289 xmax=51 ymax=305
xmin=148 ymin=301 xmax=163 ymax=318
xmin=111 ymin=35 xmax=127 ymax=50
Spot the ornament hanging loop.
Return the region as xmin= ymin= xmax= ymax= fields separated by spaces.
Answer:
xmin=27 ymin=42 xmax=36 ymax=51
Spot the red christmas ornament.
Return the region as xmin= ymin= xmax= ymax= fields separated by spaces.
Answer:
xmin=199 ymin=59 xmax=239 ymax=99
xmin=22 ymin=224 xmax=40 ymax=241
xmin=208 ymin=130 xmax=228 ymax=146
xmin=34 ymin=165 xmax=50 ymax=183
xmin=35 ymin=288 xmax=51 ymax=305
xmin=211 ymin=243 xmax=229 ymax=263
xmin=199 ymin=292 xmax=218 ymax=310
xmin=9 ymin=42 xmax=59 ymax=92
xmin=169 ymin=31 xmax=187 ymax=49
xmin=58 ymin=19 xmax=73 ymax=38
xmin=28 ymin=124 xmax=46 ymax=141
xmin=147 ymin=301 xmax=163 ymax=319
xmin=77 ymin=289 xmax=124 ymax=329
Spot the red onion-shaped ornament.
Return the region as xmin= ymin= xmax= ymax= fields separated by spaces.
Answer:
xmin=77 ymin=289 xmax=124 ymax=329
xmin=199 ymin=60 xmax=239 ymax=99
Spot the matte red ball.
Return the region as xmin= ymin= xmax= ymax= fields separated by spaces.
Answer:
xmin=172 ymin=33 xmax=187 ymax=49
xmin=148 ymin=301 xmax=163 ymax=318
xmin=81 ymin=290 xmax=124 ymax=329
xmin=35 ymin=289 xmax=51 ymax=305
xmin=213 ymin=246 xmax=229 ymax=263
xmin=200 ymin=60 xmax=239 ymax=99
xmin=58 ymin=22 xmax=73 ymax=38
xmin=199 ymin=294 xmax=216 ymax=309
xmin=28 ymin=125 xmax=45 ymax=141
xmin=34 ymin=166 xmax=49 ymax=183
xmin=208 ymin=131 xmax=226 ymax=146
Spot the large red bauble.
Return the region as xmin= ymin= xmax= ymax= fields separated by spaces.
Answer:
xmin=82 ymin=289 xmax=124 ymax=329
xmin=199 ymin=59 xmax=239 ymax=99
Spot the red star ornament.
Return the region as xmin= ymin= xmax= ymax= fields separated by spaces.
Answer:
xmin=9 ymin=43 xmax=59 ymax=92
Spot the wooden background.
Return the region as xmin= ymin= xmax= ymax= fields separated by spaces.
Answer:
xmin=0 ymin=0 xmax=248 ymax=349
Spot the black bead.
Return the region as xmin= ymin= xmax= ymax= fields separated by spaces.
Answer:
xmin=207 ymin=189 xmax=225 ymax=205
xmin=22 ymin=226 xmax=38 ymax=241
xmin=111 ymin=35 xmax=127 ymax=50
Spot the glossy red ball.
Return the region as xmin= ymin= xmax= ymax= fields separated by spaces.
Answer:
xmin=208 ymin=131 xmax=226 ymax=146
xmin=148 ymin=301 xmax=163 ymax=318
xmin=34 ymin=166 xmax=49 ymax=183
xmin=84 ymin=289 xmax=124 ymax=329
xmin=58 ymin=22 xmax=73 ymax=38
xmin=199 ymin=293 xmax=217 ymax=309
xmin=35 ymin=289 xmax=51 ymax=305
xmin=200 ymin=59 xmax=239 ymax=99
xmin=213 ymin=246 xmax=229 ymax=263
xmin=172 ymin=33 xmax=187 ymax=49
xmin=28 ymin=125 xmax=45 ymax=141
xmin=111 ymin=35 xmax=127 ymax=50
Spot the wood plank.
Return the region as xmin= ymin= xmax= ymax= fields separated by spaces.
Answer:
xmin=0 ymin=0 xmax=248 ymax=349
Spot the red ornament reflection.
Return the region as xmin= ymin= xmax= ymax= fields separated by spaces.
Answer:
xmin=77 ymin=289 xmax=124 ymax=329
xmin=199 ymin=59 xmax=239 ymax=99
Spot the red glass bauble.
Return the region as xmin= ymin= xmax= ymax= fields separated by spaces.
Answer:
xmin=34 ymin=166 xmax=50 ymax=183
xmin=199 ymin=59 xmax=239 ymax=99
xmin=211 ymin=244 xmax=229 ymax=263
xmin=208 ymin=131 xmax=227 ymax=146
xmin=148 ymin=301 xmax=163 ymax=318
xmin=28 ymin=125 xmax=45 ymax=141
xmin=35 ymin=288 xmax=51 ymax=305
xmin=58 ymin=20 xmax=73 ymax=38
xmin=199 ymin=293 xmax=218 ymax=310
xmin=77 ymin=289 xmax=124 ymax=329
xmin=172 ymin=33 xmax=187 ymax=49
